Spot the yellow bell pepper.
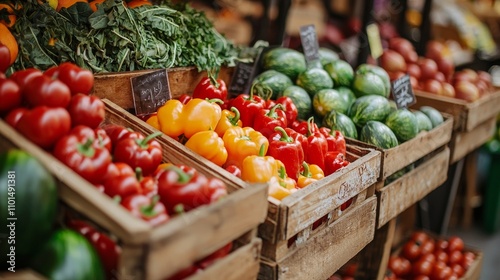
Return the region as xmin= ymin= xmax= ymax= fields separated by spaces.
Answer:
xmin=223 ymin=126 xmax=269 ymax=169
xmin=146 ymin=114 xmax=160 ymax=130
xmin=157 ymin=98 xmax=222 ymax=139
xmin=185 ymin=130 xmax=228 ymax=166
xmin=215 ymin=107 xmax=242 ymax=137
xmin=297 ymin=162 xmax=324 ymax=188
xmin=267 ymin=176 xmax=292 ymax=200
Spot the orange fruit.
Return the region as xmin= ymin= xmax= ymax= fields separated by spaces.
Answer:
xmin=0 ymin=4 xmax=16 ymax=28
xmin=127 ymin=0 xmax=152 ymax=9
xmin=0 ymin=23 xmax=18 ymax=65
xmin=56 ymin=0 xmax=88 ymax=12
xmin=89 ymin=0 xmax=105 ymax=12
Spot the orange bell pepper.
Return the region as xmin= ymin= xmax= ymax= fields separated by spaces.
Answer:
xmin=146 ymin=114 xmax=160 ymax=130
xmin=185 ymin=131 xmax=228 ymax=166
xmin=267 ymin=176 xmax=293 ymax=200
xmin=222 ymin=126 xmax=269 ymax=169
xmin=215 ymin=107 xmax=242 ymax=137
xmin=157 ymin=98 xmax=222 ymax=139
xmin=297 ymin=162 xmax=324 ymax=188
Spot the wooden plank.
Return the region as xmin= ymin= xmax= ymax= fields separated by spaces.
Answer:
xmin=259 ymin=197 xmax=377 ymax=280
xmin=465 ymin=90 xmax=500 ymax=131
xmin=190 ymin=238 xmax=262 ymax=280
xmin=413 ymin=90 xmax=468 ymax=130
xmin=377 ymin=147 xmax=450 ymax=228
xmin=280 ymin=148 xmax=380 ymax=240
xmin=92 ymin=67 xmax=234 ymax=111
xmin=348 ymin=115 xmax=453 ymax=180
xmin=462 ymin=250 xmax=483 ymax=280
xmin=451 ymin=117 xmax=496 ymax=163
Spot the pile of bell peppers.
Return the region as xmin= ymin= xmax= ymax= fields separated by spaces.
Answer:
xmin=146 ymin=79 xmax=351 ymax=201
xmin=1 ymin=64 xmax=233 ymax=279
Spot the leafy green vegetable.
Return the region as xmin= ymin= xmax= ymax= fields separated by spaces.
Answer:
xmin=7 ymin=0 xmax=238 ymax=73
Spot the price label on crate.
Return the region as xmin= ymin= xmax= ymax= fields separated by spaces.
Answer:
xmin=392 ymin=74 xmax=416 ymax=109
xmin=300 ymin=24 xmax=321 ymax=67
xmin=228 ymin=47 xmax=264 ymax=97
xmin=131 ymin=69 xmax=171 ymax=116
xmin=366 ymin=23 xmax=383 ymax=60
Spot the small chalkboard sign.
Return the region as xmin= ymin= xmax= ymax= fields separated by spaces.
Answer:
xmin=130 ymin=69 xmax=171 ymax=116
xmin=392 ymin=74 xmax=416 ymax=109
xmin=300 ymin=24 xmax=320 ymax=66
xmin=228 ymin=47 xmax=264 ymax=97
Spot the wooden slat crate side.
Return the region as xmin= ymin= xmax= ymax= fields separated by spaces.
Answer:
xmin=260 ymin=187 xmax=373 ymax=262
xmin=462 ymin=250 xmax=483 ymax=280
xmin=413 ymin=91 xmax=468 ymax=130
xmin=280 ymin=148 xmax=380 ymax=240
xmin=377 ymin=147 xmax=450 ymax=228
xmin=92 ymin=67 xmax=234 ymax=111
xmin=260 ymin=197 xmax=377 ymax=280
xmin=258 ymin=202 xmax=281 ymax=243
xmin=465 ymin=90 xmax=500 ymax=131
xmin=450 ymin=117 xmax=497 ymax=163
xmin=347 ymin=116 xmax=453 ymax=180
xmin=189 ymin=238 xmax=262 ymax=280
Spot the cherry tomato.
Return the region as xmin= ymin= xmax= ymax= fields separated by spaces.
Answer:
xmin=403 ymin=239 xmax=423 ymax=261
xmin=0 ymin=77 xmax=21 ymax=114
xmin=388 ymin=256 xmax=411 ymax=277
xmin=431 ymin=261 xmax=453 ymax=279
xmin=451 ymin=263 xmax=465 ymax=277
xmin=4 ymin=107 xmax=28 ymax=127
xmin=413 ymin=276 xmax=430 ymax=280
xmin=420 ymin=253 xmax=436 ymax=265
xmin=435 ymin=250 xmax=449 ymax=264
xmin=23 ymin=74 xmax=71 ymax=108
xmin=461 ymin=251 xmax=475 ymax=270
xmin=421 ymin=239 xmax=435 ymax=255
xmin=48 ymin=62 xmax=94 ymax=95
xmin=435 ymin=239 xmax=449 ymax=251
xmin=10 ymin=68 xmax=43 ymax=92
xmin=447 ymin=236 xmax=464 ymax=253
xmin=413 ymin=259 xmax=433 ymax=276
xmin=411 ymin=231 xmax=430 ymax=244
xmin=448 ymin=250 xmax=463 ymax=266
xmin=0 ymin=43 xmax=10 ymax=73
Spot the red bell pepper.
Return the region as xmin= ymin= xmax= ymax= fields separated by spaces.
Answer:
xmin=67 ymin=94 xmax=106 ymax=129
xmin=103 ymin=171 xmax=141 ymax=200
xmin=293 ymin=117 xmax=319 ymax=135
xmin=16 ymin=106 xmax=71 ymax=149
xmin=265 ymin=98 xmax=276 ymax=109
xmin=253 ymin=104 xmax=288 ymax=138
xmin=303 ymin=117 xmax=328 ymax=170
xmin=70 ymin=125 xmax=112 ymax=152
xmin=135 ymin=167 xmax=158 ymax=197
xmin=45 ymin=62 xmax=95 ymax=96
xmin=102 ymin=125 xmax=143 ymax=147
xmin=275 ymin=96 xmax=298 ymax=125
xmin=157 ymin=165 xmax=228 ymax=214
xmin=53 ymin=127 xmax=112 ymax=184
xmin=4 ymin=107 xmax=28 ymax=128
xmin=113 ymin=131 xmax=163 ymax=176
xmin=324 ymin=151 xmax=350 ymax=176
xmin=23 ymin=74 xmax=71 ymax=108
xmin=267 ymin=127 xmax=304 ymax=181
xmin=67 ymin=220 xmax=121 ymax=280
xmin=0 ymin=43 xmax=10 ymax=73
xmin=192 ymin=74 xmax=228 ymax=101
xmin=178 ymin=93 xmax=192 ymax=105
xmin=230 ymin=83 xmax=267 ymax=127
xmin=0 ymin=77 xmax=21 ymax=114
xmin=225 ymin=164 xmax=241 ymax=178
xmin=319 ymin=127 xmax=347 ymax=156
xmin=121 ymin=194 xmax=169 ymax=226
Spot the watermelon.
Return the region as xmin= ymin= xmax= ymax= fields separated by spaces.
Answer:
xmin=352 ymin=64 xmax=391 ymax=98
xmin=360 ymin=121 xmax=399 ymax=149
xmin=324 ymin=60 xmax=354 ymax=87
xmin=336 ymin=86 xmax=357 ymax=108
xmin=347 ymin=95 xmax=392 ymax=128
xmin=319 ymin=48 xmax=340 ymax=66
xmin=419 ymin=106 xmax=444 ymax=128
xmin=384 ymin=109 xmax=419 ymax=142
xmin=296 ymin=67 xmax=334 ymax=97
xmin=253 ymin=70 xmax=293 ymax=99
xmin=278 ymin=86 xmax=312 ymax=120
xmin=313 ymin=89 xmax=349 ymax=117
xmin=413 ymin=111 xmax=433 ymax=132
xmin=262 ymin=47 xmax=307 ymax=80
xmin=322 ymin=110 xmax=358 ymax=139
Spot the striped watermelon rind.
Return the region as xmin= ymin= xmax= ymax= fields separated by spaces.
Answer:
xmin=384 ymin=109 xmax=419 ymax=142
xmin=413 ymin=111 xmax=433 ymax=132
xmin=419 ymin=106 xmax=444 ymax=128
xmin=347 ymin=95 xmax=392 ymax=128
xmin=322 ymin=110 xmax=358 ymax=139
xmin=313 ymin=89 xmax=349 ymax=117
xmin=360 ymin=121 xmax=399 ymax=149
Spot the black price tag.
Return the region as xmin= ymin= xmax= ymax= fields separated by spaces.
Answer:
xmin=228 ymin=47 xmax=264 ymax=97
xmin=391 ymin=74 xmax=416 ymax=109
xmin=131 ymin=69 xmax=171 ymax=116
xmin=300 ymin=24 xmax=320 ymax=66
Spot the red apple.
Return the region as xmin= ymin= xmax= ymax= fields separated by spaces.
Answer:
xmin=407 ymin=63 xmax=421 ymax=80
xmin=405 ymin=50 xmax=419 ymax=64
xmin=418 ymin=58 xmax=439 ymax=81
xmin=476 ymin=80 xmax=489 ymax=96
xmin=455 ymin=80 xmax=480 ymax=102
xmin=423 ymin=79 xmax=443 ymax=95
xmin=410 ymin=76 xmax=419 ymax=89
xmin=454 ymin=69 xmax=478 ymax=84
xmin=426 ymin=40 xmax=446 ymax=61
xmin=388 ymin=71 xmax=406 ymax=81
xmin=441 ymin=82 xmax=456 ymax=98
xmin=381 ymin=50 xmax=407 ymax=73
xmin=389 ymin=37 xmax=415 ymax=53
xmin=435 ymin=72 xmax=446 ymax=83
xmin=436 ymin=57 xmax=454 ymax=81
xmin=478 ymin=70 xmax=492 ymax=89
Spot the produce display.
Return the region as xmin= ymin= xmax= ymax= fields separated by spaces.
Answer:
xmin=1 ymin=0 xmax=238 ymax=73
xmin=0 ymin=62 xmax=235 ymax=279
xmin=380 ymin=37 xmax=494 ymax=102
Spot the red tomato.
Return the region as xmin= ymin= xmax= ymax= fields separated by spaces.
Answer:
xmin=9 ymin=68 xmax=42 ymax=91
xmin=451 ymin=263 xmax=465 ymax=277
xmin=0 ymin=77 xmax=21 ymax=114
xmin=414 ymin=276 xmax=430 ymax=280
xmin=435 ymin=239 xmax=449 ymax=251
xmin=421 ymin=239 xmax=436 ymax=255
xmin=49 ymin=62 xmax=95 ymax=95
xmin=431 ymin=261 xmax=453 ymax=279
xmin=447 ymin=236 xmax=464 ymax=253
xmin=461 ymin=251 xmax=475 ymax=270
xmin=403 ymin=239 xmax=423 ymax=261
xmin=420 ymin=253 xmax=437 ymax=265
xmin=434 ymin=250 xmax=449 ymax=264
xmin=388 ymin=256 xmax=411 ymax=277
xmin=448 ymin=250 xmax=463 ymax=266
xmin=4 ymin=107 xmax=28 ymax=128
xmin=413 ymin=259 xmax=433 ymax=276
xmin=0 ymin=43 xmax=10 ymax=73
xmin=67 ymin=93 xmax=105 ymax=128
xmin=411 ymin=231 xmax=430 ymax=244
xmin=23 ymin=74 xmax=71 ymax=108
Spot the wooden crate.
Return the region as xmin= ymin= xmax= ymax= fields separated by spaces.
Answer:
xmin=377 ymin=147 xmax=450 ymax=228
xmin=347 ymin=115 xmax=453 ymax=181
xmin=259 ymin=196 xmax=377 ymax=280
xmin=449 ymin=117 xmax=497 ymax=164
xmin=414 ymin=90 xmax=500 ymax=132
xmin=92 ymin=67 xmax=234 ymax=112
xmin=0 ymin=103 xmax=268 ymax=280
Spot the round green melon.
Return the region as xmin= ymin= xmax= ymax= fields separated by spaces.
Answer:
xmin=278 ymin=85 xmax=312 ymax=120
xmin=384 ymin=109 xmax=419 ymax=142
xmin=313 ymin=89 xmax=349 ymax=117
xmin=347 ymin=95 xmax=392 ymax=128
xmin=353 ymin=64 xmax=391 ymax=98
xmin=262 ymin=47 xmax=307 ymax=81
xmin=296 ymin=68 xmax=334 ymax=97
xmin=336 ymin=86 xmax=357 ymax=108
xmin=419 ymin=106 xmax=444 ymax=128
xmin=413 ymin=111 xmax=433 ymax=132
xmin=322 ymin=110 xmax=358 ymax=139
xmin=324 ymin=60 xmax=354 ymax=87
xmin=360 ymin=121 xmax=399 ymax=149
xmin=253 ymin=70 xmax=293 ymax=99
xmin=319 ymin=48 xmax=340 ymax=66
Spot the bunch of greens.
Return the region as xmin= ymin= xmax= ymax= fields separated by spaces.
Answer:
xmin=8 ymin=0 xmax=238 ymax=73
